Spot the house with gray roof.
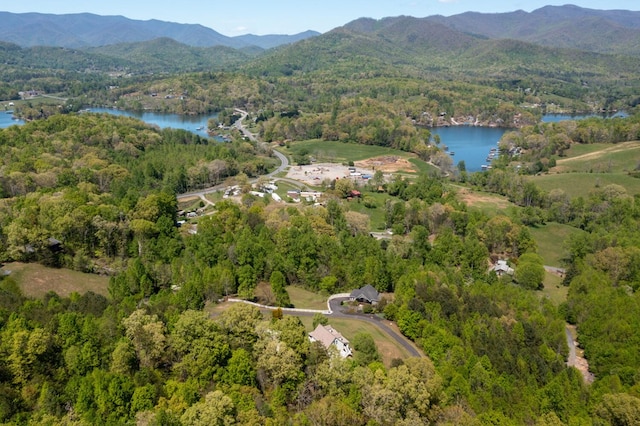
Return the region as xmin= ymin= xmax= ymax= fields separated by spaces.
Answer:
xmin=349 ymin=284 xmax=380 ymax=305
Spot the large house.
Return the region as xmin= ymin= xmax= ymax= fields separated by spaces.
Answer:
xmin=349 ymin=284 xmax=380 ymax=305
xmin=308 ymin=324 xmax=352 ymax=358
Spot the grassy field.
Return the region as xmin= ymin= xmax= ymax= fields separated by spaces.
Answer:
xmin=409 ymin=158 xmax=439 ymax=175
xmin=286 ymin=286 xmax=328 ymax=310
xmin=562 ymin=143 xmax=612 ymax=158
xmin=529 ymin=222 xmax=585 ymax=267
xmin=285 ymin=140 xmax=415 ymax=164
xmin=540 ymin=271 xmax=568 ymax=306
xmin=275 ymin=181 xmax=307 ymax=198
xmin=455 ymin=186 xmax=513 ymax=216
xmin=555 ymin=141 xmax=640 ymax=174
xmin=346 ymin=192 xmax=389 ymax=230
xmin=4 ymin=262 xmax=110 ymax=298
xmin=530 ymin=172 xmax=640 ymax=198
xmin=529 ymin=141 xmax=640 ymax=198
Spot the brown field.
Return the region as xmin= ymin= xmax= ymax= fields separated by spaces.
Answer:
xmin=4 ymin=262 xmax=110 ymax=298
xmin=355 ymin=156 xmax=417 ymax=173
xmin=456 ymin=187 xmax=511 ymax=210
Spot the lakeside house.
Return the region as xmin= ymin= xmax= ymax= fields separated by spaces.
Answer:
xmin=308 ymin=324 xmax=352 ymax=358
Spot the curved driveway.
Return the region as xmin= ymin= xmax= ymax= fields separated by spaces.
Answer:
xmin=328 ymin=297 xmax=423 ymax=358
xmin=227 ymin=295 xmax=423 ymax=359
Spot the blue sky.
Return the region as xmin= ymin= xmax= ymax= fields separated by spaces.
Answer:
xmin=2 ymin=1 xmax=638 ymax=36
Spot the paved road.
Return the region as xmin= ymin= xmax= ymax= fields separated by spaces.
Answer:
xmin=177 ymin=108 xmax=290 ymax=202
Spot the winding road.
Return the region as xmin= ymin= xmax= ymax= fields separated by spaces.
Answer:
xmin=185 ymin=110 xmax=422 ymax=358
xmin=177 ymin=108 xmax=290 ymax=203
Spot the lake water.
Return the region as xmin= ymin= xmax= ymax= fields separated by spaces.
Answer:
xmin=89 ymin=107 xmax=217 ymax=135
xmin=542 ymin=111 xmax=628 ymax=123
xmin=1 ymin=108 xmax=628 ymax=172
xmin=430 ymin=126 xmax=506 ymax=172
xmin=0 ymin=111 xmax=24 ymax=128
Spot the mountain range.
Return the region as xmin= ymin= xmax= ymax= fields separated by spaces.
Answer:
xmin=0 ymin=12 xmax=320 ymax=50
xmin=2 ymin=5 xmax=640 ymax=55
xmin=1 ymin=5 xmax=640 ymax=79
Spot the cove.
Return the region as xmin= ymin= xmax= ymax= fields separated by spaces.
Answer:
xmin=89 ymin=107 xmax=218 ymax=135
xmin=430 ymin=126 xmax=506 ymax=172
xmin=0 ymin=111 xmax=24 ymax=129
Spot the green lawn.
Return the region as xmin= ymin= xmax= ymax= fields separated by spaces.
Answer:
xmin=409 ymin=157 xmax=439 ymax=175
xmin=529 ymin=222 xmax=586 ymax=267
xmin=562 ymin=143 xmax=611 ymax=158
xmin=275 ymin=181 xmax=307 ymax=199
xmin=286 ymin=286 xmax=328 ymax=310
xmin=540 ymin=271 xmax=568 ymax=306
xmin=285 ymin=140 xmax=415 ymax=163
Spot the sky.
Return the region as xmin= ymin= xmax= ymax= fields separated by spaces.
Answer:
xmin=2 ymin=1 xmax=638 ymax=36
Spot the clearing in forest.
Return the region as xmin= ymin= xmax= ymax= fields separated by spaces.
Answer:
xmin=5 ymin=262 xmax=110 ymax=298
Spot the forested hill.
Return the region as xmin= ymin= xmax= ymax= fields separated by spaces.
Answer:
xmin=243 ymin=17 xmax=640 ymax=85
xmin=0 ymin=12 xmax=320 ymax=49
xmin=427 ymin=5 xmax=640 ymax=57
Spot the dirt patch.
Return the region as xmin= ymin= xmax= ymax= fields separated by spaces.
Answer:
xmin=355 ymin=156 xmax=416 ymax=173
xmin=457 ymin=187 xmax=510 ymax=209
xmin=286 ymin=162 xmax=375 ymax=186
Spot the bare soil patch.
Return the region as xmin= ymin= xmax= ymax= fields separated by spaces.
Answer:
xmin=286 ymin=162 xmax=374 ymax=186
xmin=457 ymin=187 xmax=510 ymax=209
xmin=355 ymin=156 xmax=416 ymax=173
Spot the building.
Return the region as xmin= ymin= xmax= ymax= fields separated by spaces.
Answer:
xmin=349 ymin=284 xmax=380 ymax=305
xmin=308 ymin=324 xmax=352 ymax=358
xmin=492 ymin=259 xmax=514 ymax=276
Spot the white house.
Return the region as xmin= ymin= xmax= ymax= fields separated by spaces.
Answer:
xmin=492 ymin=259 xmax=514 ymax=276
xmin=308 ymin=324 xmax=352 ymax=358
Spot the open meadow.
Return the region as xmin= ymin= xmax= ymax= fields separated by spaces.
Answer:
xmin=4 ymin=262 xmax=110 ymax=298
xmin=528 ymin=222 xmax=586 ymax=267
xmin=530 ymin=140 xmax=640 ymax=198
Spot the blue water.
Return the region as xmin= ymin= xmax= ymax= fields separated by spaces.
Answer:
xmin=430 ymin=126 xmax=506 ymax=172
xmin=0 ymin=111 xmax=24 ymax=128
xmin=542 ymin=111 xmax=628 ymax=123
xmin=89 ymin=107 xmax=217 ymax=135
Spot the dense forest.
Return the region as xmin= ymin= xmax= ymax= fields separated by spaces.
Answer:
xmin=3 ymin=7 xmax=640 ymax=424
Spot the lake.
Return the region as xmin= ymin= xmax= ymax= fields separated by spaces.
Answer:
xmin=89 ymin=107 xmax=218 ymax=135
xmin=1 ymin=108 xmax=628 ymax=172
xmin=542 ymin=111 xmax=628 ymax=123
xmin=0 ymin=111 xmax=24 ymax=129
xmin=430 ymin=126 xmax=506 ymax=172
